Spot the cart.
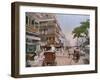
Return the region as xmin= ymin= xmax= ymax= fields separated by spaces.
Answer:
xmin=43 ymin=51 xmax=56 ymax=66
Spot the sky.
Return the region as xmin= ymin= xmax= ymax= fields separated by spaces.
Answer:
xmin=55 ymin=14 xmax=90 ymax=46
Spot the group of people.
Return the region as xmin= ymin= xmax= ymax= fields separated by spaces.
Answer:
xmin=26 ymin=45 xmax=56 ymax=67
xmin=26 ymin=45 xmax=81 ymax=67
xmin=68 ymin=47 xmax=80 ymax=63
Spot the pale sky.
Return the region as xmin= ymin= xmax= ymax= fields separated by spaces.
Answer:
xmin=55 ymin=14 xmax=90 ymax=46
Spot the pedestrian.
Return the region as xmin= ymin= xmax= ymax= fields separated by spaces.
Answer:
xmin=68 ymin=47 xmax=73 ymax=58
xmin=67 ymin=47 xmax=70 ymax=58
xmin=73 ymin=47 xmax=80 ymax=63
xmin=50 ymin=45 xmax=56 ymax=52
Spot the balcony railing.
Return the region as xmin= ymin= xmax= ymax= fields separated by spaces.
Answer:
xmin=26 ymin=26 xmax=39 ymax=33
xmin=39 ymin=22 xmax=56 ymax=26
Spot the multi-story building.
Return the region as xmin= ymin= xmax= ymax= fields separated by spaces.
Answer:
xmin=26 ymin=13 xmax=41 ymax=55
xmin=26 ymin=12 xmax=65 ymax=51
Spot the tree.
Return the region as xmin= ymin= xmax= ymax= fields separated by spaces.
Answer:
xmin=72 ymin=19 xmax=90 ymax=47
xmin=72 ymin=26 xmax=84 ymax=46
xmin=80 ymin=19 xmax=89 ymax=38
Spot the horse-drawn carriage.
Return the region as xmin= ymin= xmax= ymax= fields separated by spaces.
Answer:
xmin=42 ymin=51 xmax=56 ymax=66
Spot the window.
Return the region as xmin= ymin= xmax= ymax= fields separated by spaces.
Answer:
xmin=26 ymin=44 xmax=36 ymax=53
xmin=31 ymin=19 xmax=35 ymax=25
xmin=26 ymin=16 xmax=28 ymax=24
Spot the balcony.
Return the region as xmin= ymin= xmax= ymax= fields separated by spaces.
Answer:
xmin=39 ymin=22 xmax=56 ymax=27
xmin=26 ymin=26 xmax=39 ymax=33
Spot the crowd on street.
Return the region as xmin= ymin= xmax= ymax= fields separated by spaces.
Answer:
xmin=26 ymin=45 xmax=89 ymax=67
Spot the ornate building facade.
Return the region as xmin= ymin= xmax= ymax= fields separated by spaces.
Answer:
xmin=26 ymin=12 xmax=66 ymax=53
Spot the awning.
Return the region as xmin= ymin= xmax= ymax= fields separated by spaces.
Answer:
xmin=26 ymin=35 xmax=40 ymax=41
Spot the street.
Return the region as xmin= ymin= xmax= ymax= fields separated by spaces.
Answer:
xmin=27 ymin=48 xmax=89 ymax=67
xmin=55 ymin=49 xmax=85 ymax=66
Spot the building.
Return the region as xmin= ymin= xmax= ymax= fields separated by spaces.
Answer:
xmin=26 ymin=13 xmax=41 ymax=55
xmin=26 ymin=12 xmax=67 ymax=52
